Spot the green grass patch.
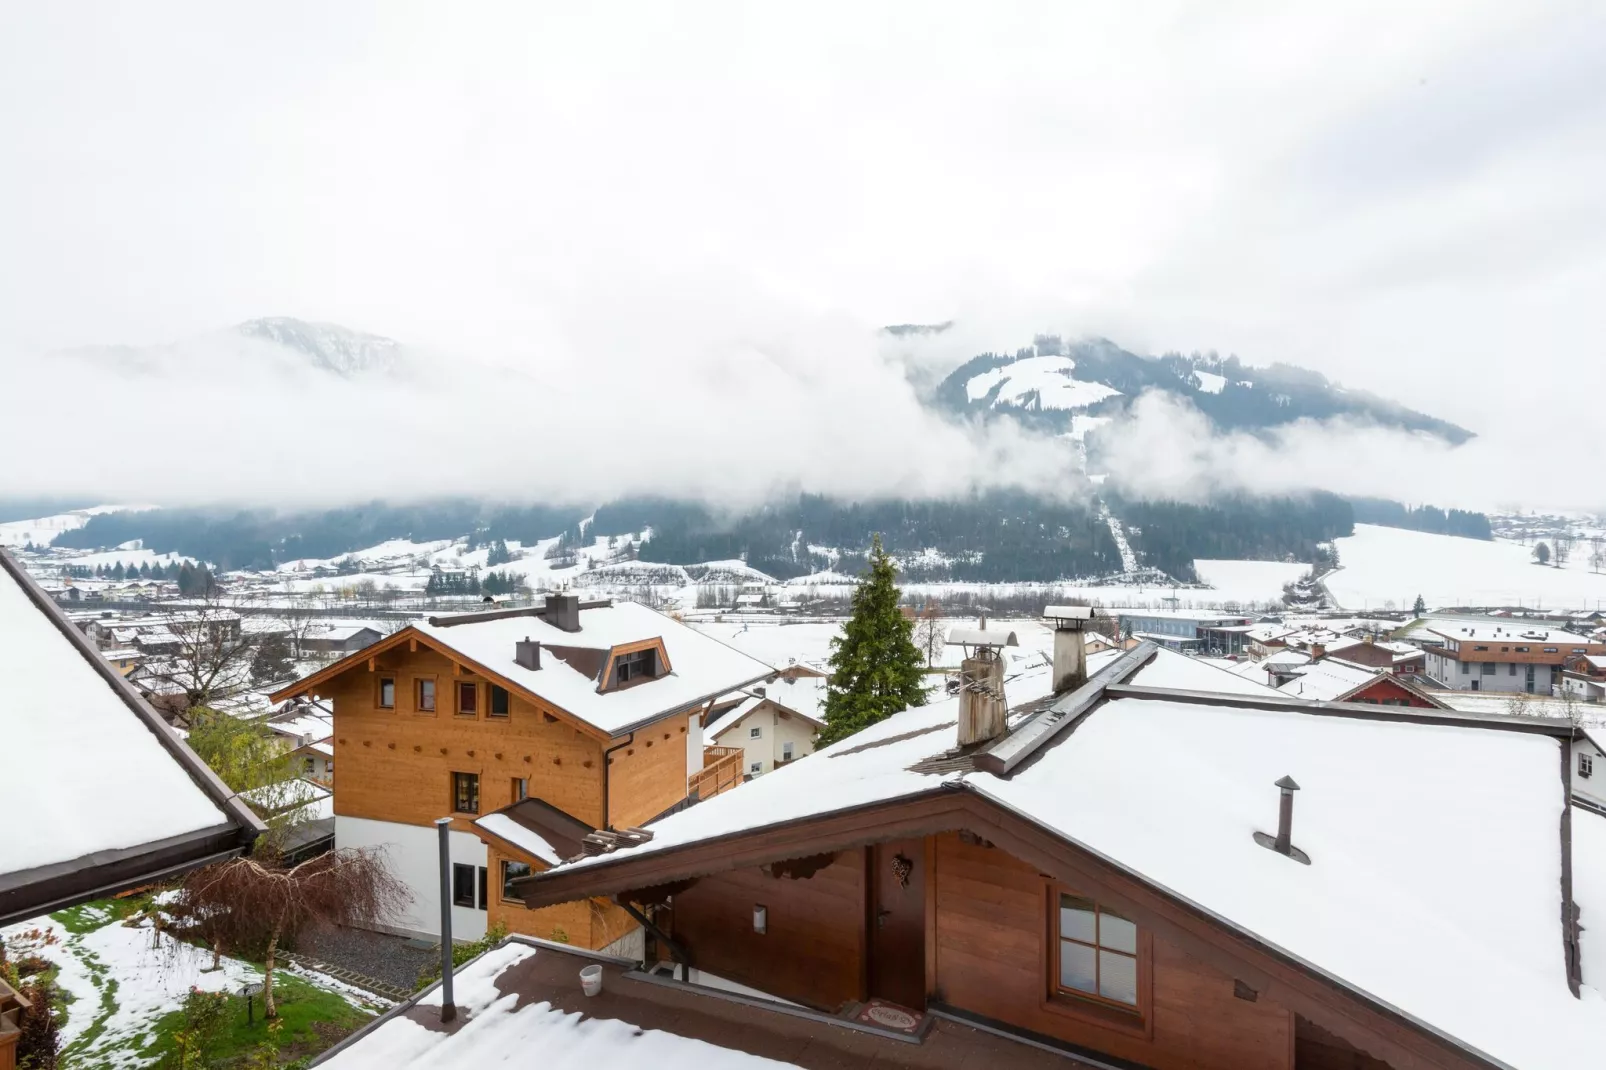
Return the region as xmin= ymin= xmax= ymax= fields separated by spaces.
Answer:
xmin=51 ymin=892 xmax=153 ymax=935
xmin=140 ymin=972 xmax=373 ymax=1067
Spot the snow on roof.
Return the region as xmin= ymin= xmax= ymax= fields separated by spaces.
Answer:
xmin=1260 ymin=649 xmax=1313 ymax=669
xmin=1425 ymin=618 xmax=1596 ymax=646
xmin=535 ymin=650 xmax=1606 ymax=1068
xmin=768 ymin=675 xmax=828 ymax=723
xmin=411 ymin=602 xmax=774 ymax=736
xmin=977 ymin=698 xmax=1604 ymax=1070
xmin=319 ymin=942 xmax=785 ymax=1070
xmin=1245 ymin=624 xmax=1294 ymax=643
xmin=1 ymin=557 xmax=246 ymax=877
xmin=1275 ymin=660 xmax=1382 ymax=702
xmin=708 ymin=694 xmax=768 ymax=740
xmin=1088 ymin=646 xmax=1283 ymax=698
xmin=475 ymin=813 xmax=562 ymax=866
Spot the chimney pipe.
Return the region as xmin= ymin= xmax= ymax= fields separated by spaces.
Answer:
xmin=1052 ymin=627 xmax=1088 ymax=693
xmin=435 ymin=817 xmax=456 ymax=1022
xmin=1273 ymin=775 xmax=1299 ymax=855
xmin=956 ymin=649 xmax=1008 ymax=746
xmin=515 ymin=636 xmax=542 ymax=671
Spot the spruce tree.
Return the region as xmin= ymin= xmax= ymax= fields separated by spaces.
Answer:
xmin=818 ymin=534 xmax=927 ymax=746
xmin=1413 ymin=594 xmax=1426 ymax=617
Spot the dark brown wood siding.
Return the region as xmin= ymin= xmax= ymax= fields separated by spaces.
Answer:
xmin=931 ymin=832 xmax=1295 ymax=1070
xmin=669 ymin=851 xmax=866 ymax=1011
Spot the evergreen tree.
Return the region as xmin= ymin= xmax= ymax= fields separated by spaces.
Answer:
xmin=818 ymin=534 xmax=927 ymax=746
xmin=111 ymin=562 xmax=125 ymax=580
xmin=1413 ymin=594 xmax=1426 ymax=617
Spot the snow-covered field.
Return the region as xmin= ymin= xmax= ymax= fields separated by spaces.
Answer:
xmin=1329 ymin=525 xmax=1606 ymax=611
xmin=965 ymin=355 xmax=1122 ymax=411
xmin=1192 ymin=559 xmax=1310 ymax=599
xmin=2 ymin=903 xmax=383 ymax=1069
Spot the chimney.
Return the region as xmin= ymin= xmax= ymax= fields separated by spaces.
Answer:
xmin=1045 ymin=605 xmax=1096 ymax=693
xmin=545 ymin=593 xmax=582 ymax=633
xmin=753 ymin=685 xmax=766 ymax=698
xmin=957 ymin=648 xmax=1008 ymax=746
xmin=1253 ymin=776 xmax=1310 ymax=864
xmin=515 ymin=636 xmax=542 ymax=670
xmin=1310 ymin=642 xmax=1326 ymax=660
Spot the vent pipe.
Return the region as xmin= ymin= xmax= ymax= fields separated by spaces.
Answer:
xmin=515 ymin=637 xmax=542 ymax=670
xmin=1253 ymin=775 xmax=1310 ymax=864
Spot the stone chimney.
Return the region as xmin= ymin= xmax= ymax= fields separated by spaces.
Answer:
xmin=1045 ymin=605 xmax=1097 ymax=693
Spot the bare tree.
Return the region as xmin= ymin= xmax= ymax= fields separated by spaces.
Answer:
xmin=1554 ymin=534 xmax=1575 ymax=568
xmin=180 ymin=849 xmax=408 ymax=1018
xmin=912 ymin=603 xmax=947 ymax=667
xmin=145 ymin=587 xmax=260 ymax=710
xmin=278 ymin=605 xmax=320 ymax=660
xmin=1590 ymin=536 xmax=1604 ymax=575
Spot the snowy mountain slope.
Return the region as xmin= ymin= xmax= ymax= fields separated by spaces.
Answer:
xmin=50 ymin=317 xmax=412 ymax=381
xmin=931 ymin=335 xmax=1472 ymax=443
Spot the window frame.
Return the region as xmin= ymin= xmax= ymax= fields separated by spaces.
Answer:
xmin=749 ymin=725 xmax=763 ymax=739
xmin=488 ymin=684 xmax=511 ymax=718
xmin=451 ymin=863 xmax=475 ymax=908
xmin=1043 ymin=884 xmax=1153 ymax=1036
xmin=501 ymin=859 xmax=532 ymax=904
xmin=415 ymin=675 xmax=438 ymax=714
xmin=456 ymin=679 xmax=479 ymax=718
xmin=511 ymin=776 xmax=528 ymax=802
xmin=451 ymin=771 xmax=480 ymax=815
xmin=1583 ymin=753 xmax=1595 ymax=780
xmin=377 ymin=676 xmax=396 ymax=710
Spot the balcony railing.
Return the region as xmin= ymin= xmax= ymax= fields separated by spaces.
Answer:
xmin=689 ymin=745 xmax=745 ymax=801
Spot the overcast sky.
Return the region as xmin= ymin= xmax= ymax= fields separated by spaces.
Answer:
xmin=3 ymin=3 xmax=1603 ymax=510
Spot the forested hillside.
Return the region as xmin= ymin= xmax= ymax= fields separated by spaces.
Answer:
xmin=1348 ymin=498 xmax=1492 ymax=540
xmin=1110 ymin=491 xmax=1353 ymax=582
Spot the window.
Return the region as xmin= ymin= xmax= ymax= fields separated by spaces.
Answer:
xmin=1517 ymin=646 xmax=1530 ymax=653
xmin=511 ymin=777 xmax=527 ymax=802
xmin=1461 ymin=662 xmax=1470 ymax=675
xmin=452 ymin=772 xmax=480 ymax=814
xmin=1056 ymin=892 xmax=1140 ymax=1010
xmin=1545 ymin=647 xmax=1559 ymax=654
xmin=750 ymin=762 xmax=762 ymax=774
xmin=501 ymin=860 xmax=532 ymax=903
xmin=1481 ymin=662 xmax=1494 ymax=676
xmin=615 ymin=649 xmax=655 ymax=684
xmin=1510 ymin=663 xmax=1518 ymax=676
xmin=452 ymin=863 xmax=475 ymax=907
xmin=302 ymin=757 xmax=315 ymax=776
xmin=416 ymin=678 xmax=436 ymax=712
xmin=378 ymin=677 xmax=396 ymax=709
xmin=782 ymin=741 xmax=794 ymax=760
xmin=489 ymin=684 xmax=510 ymax=718
xmin=456 ymin=681 xmax=478 ymax=717
xmin=749 ymin=725 xmax=762 ymax=739
xmin=1474 ymin=645 xmax=1489 ymax=651
xmin=1583 ymin=753 xmax=1595 ymax=779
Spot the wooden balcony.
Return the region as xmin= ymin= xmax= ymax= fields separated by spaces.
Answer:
xmin=689 ymin=745 xmax=745 ymax=801
xmin=0 ymin=977 xmax=30 ymax=1070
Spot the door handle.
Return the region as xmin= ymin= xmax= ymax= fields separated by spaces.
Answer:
xmin=876 ymin=908 xmax=892 ymax=929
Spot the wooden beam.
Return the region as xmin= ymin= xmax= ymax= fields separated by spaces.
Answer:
xmin=409 ymin=637 xmax=417 ymax=653
xmin=367 ymin=657 xmax=375 ymax=672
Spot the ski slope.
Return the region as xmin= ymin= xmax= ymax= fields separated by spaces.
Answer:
xmin=1328 ymin=524 xmax=1606 ymax=611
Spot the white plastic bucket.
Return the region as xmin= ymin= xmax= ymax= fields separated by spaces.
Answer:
xmin=579 ymin=964 xmax=604 ymax=996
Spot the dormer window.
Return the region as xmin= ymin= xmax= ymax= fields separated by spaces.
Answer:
xmin=602 ymin=640 xmax=671 ymax=691
xmin=617 ymin=650 xmax=654 ymax=683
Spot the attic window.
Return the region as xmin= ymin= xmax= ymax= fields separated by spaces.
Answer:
xmin=1053 ymin=891 xmax=1145 ymax=1015
xmin=1583 ymin=754 xmax=1594 ymax=780
xmin=615 ymin=649 xmax=656 ymax=685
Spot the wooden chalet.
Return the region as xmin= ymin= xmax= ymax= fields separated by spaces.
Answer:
xmin=269 ymin=594 xmax=773 ymax=948
xmin=509 ymin=634 xmax=1606 ymax=1070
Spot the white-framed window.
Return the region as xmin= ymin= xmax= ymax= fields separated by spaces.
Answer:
xmin=749 ymin=726 xmax=762 ymax=739
xmin=749 ymin=762 xmax=763 ymax=774
xmin=782 ymin=741 xmax=794 ymax=760
xmin=1583 ymin=753 xmax=1595 ymax=779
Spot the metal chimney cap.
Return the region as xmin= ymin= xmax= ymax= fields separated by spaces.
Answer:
xmin=1275 ymin=775 xmax=1301 ymax=792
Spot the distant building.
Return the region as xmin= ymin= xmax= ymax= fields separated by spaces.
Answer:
xmin=1278 ymin=658 xmax=1448 ymax=708
xmin=1114 ymin=610 xmax=1254 ymax=654
xmin=1322 ymin=634 xmax=1425 ymax=676
xmin=299 ymin=625 xmax=383 ymax=654
xmin=1560 ymin=654 xmax=1606 ymax=703
xmin=1419 ymin=617 xmax=1606 ymax=694
xmin=705 ymin=684 xmax=824 ymax=777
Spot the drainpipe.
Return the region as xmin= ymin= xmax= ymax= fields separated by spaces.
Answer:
xmin=435 ymin=817 xmax=456 ymax=1022
xmin=600 ymin=732 xmax=636 ymax=831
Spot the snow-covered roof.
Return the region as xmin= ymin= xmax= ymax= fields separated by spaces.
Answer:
xmin=1275 ymin=659 xmax=1382 ymax=702
xmin=402 ymin=602 xmax=774 ymax=736
xmin=476 ymin=813 xmax=563 ymax=866
xmin=525 ymin=643 xmax=1606 ymax=1070
xmin=1426 ymin=618 xmax=1596 ymax=646
xmin=0 ymin=551 xmax=258 ymax=918
xmin=708 ymin=687 xmax=827 ymax=742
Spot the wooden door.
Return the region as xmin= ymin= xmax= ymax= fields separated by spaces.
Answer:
xmin=867 ymin=839 xmax=926 ymax=1010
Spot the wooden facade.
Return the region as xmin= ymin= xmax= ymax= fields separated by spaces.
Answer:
xmin=659 ymin=832 xmax=1297 ymax=1070
xmin=287 ymin=628 xmax=703 ymax=949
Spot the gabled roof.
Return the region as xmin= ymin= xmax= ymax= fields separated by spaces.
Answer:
xmin=0 ymin=549 xmax=262 ymax=927
xmin=514 ymin=642 xmax=1599 ymax=1070
xmin=274 ymin=601 xmax=774 ymax=738
xmin=708 ymin=689 xmax=827 ymax=742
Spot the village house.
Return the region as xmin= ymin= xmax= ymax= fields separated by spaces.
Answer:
xmin=299 ymin=624 xmax=384 ymax=654
xmin=269 ymin=594 xmax=773 ymax=950
xmin=704 ymin=685 xmax=825 ymax=777
xmin=1560 ymin=653 xmax=1606 ymax=703
xmin=1275 ymin=658 xmax=1448 ymax=708
xmin=1320 ymin=634 xmax=1425 ymax=676
xmin=1576 ymin=729 xmax=1606 ymax=816
xmin=499 ymin=623 xmax=1606 ymax=1070
xmin=100 ymin=647 xmax=144 ymax=676
xmin=1419 ymin=617 xmax=1606 ymax=694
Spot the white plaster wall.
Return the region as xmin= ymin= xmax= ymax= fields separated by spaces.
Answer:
xmin=1575 ymin=737 xmax=1606 ymax=810
xmin=335 ymin=815 xmax=488 ymax=941
xmin=685 ymin=710 xmax=702 ymax=780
